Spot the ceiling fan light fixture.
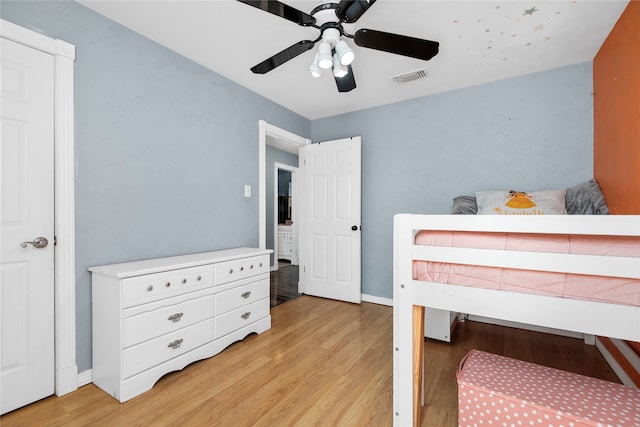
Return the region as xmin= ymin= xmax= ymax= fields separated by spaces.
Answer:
xmin=309 ymin=53 xmax=322 ymax=78
xmin=317 ymin=42 xmax=333 ymax=69
xmin=335 ymin=39 xmax=355 ymax=66
xmin=333 ymin=53 xmax=348 ymax=78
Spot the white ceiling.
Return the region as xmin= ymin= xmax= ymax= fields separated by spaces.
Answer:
xmin=76 ymin=0 xmax=629 ymax=120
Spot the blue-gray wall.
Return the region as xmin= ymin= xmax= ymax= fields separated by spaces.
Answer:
xmin=312 ymin=62 xmax=594 ymax=299
xmin=1 ymin=1 xmax=310 ymax=372
xmin=265 ymin=146 xmax=298 ymax=266
xmin=3 ymin=1 xmax=595 ymax=373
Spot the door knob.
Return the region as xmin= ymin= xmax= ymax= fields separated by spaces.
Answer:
xmin=20 ymin=237 xmax=49 ymax=249
xmin=351 ymin=225 xmax=359 ymax=231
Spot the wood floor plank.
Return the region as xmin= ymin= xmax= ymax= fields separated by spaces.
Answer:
xmin=0 ymin=296 xmax=621 ymax=427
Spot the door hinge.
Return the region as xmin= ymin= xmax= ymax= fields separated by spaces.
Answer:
xmin=54 ymin=235 xmax=57 ymax=246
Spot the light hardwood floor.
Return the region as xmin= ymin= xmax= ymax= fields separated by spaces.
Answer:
xmin=1 ymin=296 xmax=619 ymax=427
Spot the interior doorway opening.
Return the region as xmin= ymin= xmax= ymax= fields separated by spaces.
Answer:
xmin=271 ymin=163 xmax=300 ymax=307
xmin=258 ymin=120 xmax=309 ymax=306
xmin=273 ymin=162 xmax=298 ymax=268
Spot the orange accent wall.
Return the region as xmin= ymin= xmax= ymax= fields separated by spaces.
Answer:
xmin=593 ymin=2 xmax=640 ymax=382
xmin=593 ymin=1 xmax=640 ymax=214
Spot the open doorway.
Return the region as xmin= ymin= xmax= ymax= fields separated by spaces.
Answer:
xmin=258 ymin=121 xmax=310 ymax=306
xmin=272 ymin=163 xmax=299 ymax=307
xmin=273 ymin=163 xmax=298 ymax=267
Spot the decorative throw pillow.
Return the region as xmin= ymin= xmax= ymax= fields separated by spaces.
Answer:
xmin=452 ymin=196 xmax=478 ymax=214
xmin=565 ymin=179 xmax=609 ymax=215
xmin=476 ymin=189 xmax=567 ymax=215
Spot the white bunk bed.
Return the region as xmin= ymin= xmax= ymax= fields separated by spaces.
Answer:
xmin=392 ymin=214 xmax=640 ymax=427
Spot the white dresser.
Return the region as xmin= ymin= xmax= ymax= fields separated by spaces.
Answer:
xmin=90 ymin=247 xmax=271 ymax=402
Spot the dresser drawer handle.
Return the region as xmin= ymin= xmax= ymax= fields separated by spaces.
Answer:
xmin=165 ymin=281 xmax=171 ymax=288
xmin=229 ymin=268 xmax=233 ymax=274
xmin=259 ymin=262 xmax=263 ymax=267
xmin=241 ymin=291 xmax=251 ymax=299
xmin=240 ymin=312 xmax=251 ymax=320
xmin=147 ymin=285 xmax=153 ymax=292
xmin=167 ymin=312 xmax=184 ymax=322
xmin=240 ymin=266 xmax=244 ymax=272
xmin=197 ymin=275 xmax=202 ymax=281
xmin=182 ymin=278 xmax=187 ymax=284
xmin=167 ymin=339 xmax=183 ymax=349
xmin=250 ymin=264 xmax=254 ymax=269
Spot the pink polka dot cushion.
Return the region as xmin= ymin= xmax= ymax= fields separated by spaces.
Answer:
xmin=457 ymin=350 xmax=640 ymax=427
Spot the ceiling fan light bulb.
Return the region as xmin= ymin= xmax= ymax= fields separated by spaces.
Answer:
xmin=340 ymin=51 xmax=355 ymax=66
xmin=334 ymin=68 xmax=348 ymax=78
xmin=317 ymin=42 xmax=333 ymax=69
xmin=333 ymin=53 xmax=348 ymax=78
xmin=309 ymin=53 xmax=322 ymax=78
xmin=336 ymin=40 xmax=355 ymax=66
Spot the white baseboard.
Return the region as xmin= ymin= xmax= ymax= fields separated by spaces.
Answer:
xmin=55 ymin=364 xmax=78 ymax=396
xmin=78 ymin=369 xmax=93 ymax=387
xmin=362 ymin=294 xmax=392 ymax=306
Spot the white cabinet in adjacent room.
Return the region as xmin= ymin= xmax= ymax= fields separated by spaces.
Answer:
xmin=277 ymin=225 xmax=297 ymax=265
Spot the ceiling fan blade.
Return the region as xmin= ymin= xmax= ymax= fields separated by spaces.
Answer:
xmin=354 ymin=28 xmax=439 ymax=61
xmin=335 ymin=65 xmax=356 ymax=92
xmin=336 ymin=0 xmax=377 ymax=23
xmin=237 ymin=0 xmax=316 ymax=26
xmin=250 ymin=40 xmax=315 ymax=74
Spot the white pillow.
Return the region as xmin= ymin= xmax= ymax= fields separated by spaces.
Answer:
xmin=475 ymin=189 xmax=567 ymax=215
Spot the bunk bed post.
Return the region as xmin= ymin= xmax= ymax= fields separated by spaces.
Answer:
xmin=412 ymin=304 xmax=425 ymax=423
xmin=393 ymin=214 xmax=420 ymax=427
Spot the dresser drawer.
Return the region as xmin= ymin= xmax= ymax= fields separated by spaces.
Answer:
xmin=214 ymin=278 xmax=269 ymax=316
xmin=123 ymin=295 xmax=214 ymax=348
xmin=122 ymin=265 xmax=213 ymax=308
xmin=214 ymin=298 xmax=269 ymax=339
xmin=123 ymin=318 xmax=214 ymax=379
xmin=214 ymin=255 xmax=269 ymax=286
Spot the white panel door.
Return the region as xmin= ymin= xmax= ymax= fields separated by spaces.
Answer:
xmin=1 ymin=37 xmax=55 ymax=415
xmin=300 ymin=137 xmax=361 ymax=303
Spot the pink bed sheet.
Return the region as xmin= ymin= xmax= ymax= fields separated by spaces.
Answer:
xmin=413 ymin=231 xmax=640 ymax=307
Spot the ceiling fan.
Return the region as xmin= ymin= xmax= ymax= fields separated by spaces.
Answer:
xmin=237 ymin=0 xmax=439 ymax=92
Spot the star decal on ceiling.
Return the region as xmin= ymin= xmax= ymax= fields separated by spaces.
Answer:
xmin=523 ymin=7 xmax=539 ymax=16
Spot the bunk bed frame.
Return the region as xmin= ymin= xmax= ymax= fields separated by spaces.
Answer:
xmin=393 ymin=214 xmax=640 ymax=427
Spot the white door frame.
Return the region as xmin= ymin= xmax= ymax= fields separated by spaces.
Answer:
xmin=258 ymin=120 xmax=309 ymax=251
xmin=1 ymin=19 xmax=78 ymax=396
xmin=273 ymin=162 xmax=298 ymax=269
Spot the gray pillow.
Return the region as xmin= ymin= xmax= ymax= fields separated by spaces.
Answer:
xmin=565 ymin=179 xmax=609 ymax=215
xmin=452 ymin=196 xmax=478 ymax=214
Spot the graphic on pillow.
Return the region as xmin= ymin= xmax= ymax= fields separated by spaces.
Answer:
xmin=476 ymin=189 xmax=567 ymax=215
xmin=505 ymin=191 xmax=536 ymax=209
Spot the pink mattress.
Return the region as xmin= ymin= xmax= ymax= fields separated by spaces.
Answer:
xmin=413 ymin=231 xmax=640 ymax=307
xmin=457 ymin=349 xmax=640 ymax=426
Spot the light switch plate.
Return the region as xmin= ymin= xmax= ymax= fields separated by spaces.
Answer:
xmin=244 ymin=185 xmax=251 ymax=197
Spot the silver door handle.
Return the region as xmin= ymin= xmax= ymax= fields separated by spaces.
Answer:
xmin=20 ymin=237 xmax=49 ymax=249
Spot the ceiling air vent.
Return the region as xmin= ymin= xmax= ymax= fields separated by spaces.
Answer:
xmin=392 ymin=69 xmax=428 ymax=85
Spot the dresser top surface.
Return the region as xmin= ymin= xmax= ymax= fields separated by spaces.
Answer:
xmin=89 ymin=247 xmax=272 ymax=278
